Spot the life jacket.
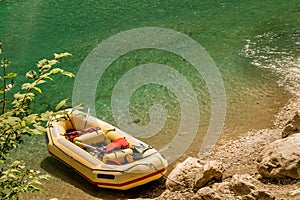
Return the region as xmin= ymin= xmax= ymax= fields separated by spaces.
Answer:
xmin=106 ymin=137 xmax=129 ymax=153
xmin=65 ymin=127 xmax=101 ymax=141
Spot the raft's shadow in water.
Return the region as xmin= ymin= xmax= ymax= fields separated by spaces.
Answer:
xmin=41 ymin=156 xmax=166 ymax=199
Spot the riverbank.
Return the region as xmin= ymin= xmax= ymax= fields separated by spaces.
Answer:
xmin=16 ymin=86 xmax=299 ymax=200
xmin=150 ymin=93 xmax=300 ymax=199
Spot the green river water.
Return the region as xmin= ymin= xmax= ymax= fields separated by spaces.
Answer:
xmin=0 ymin=0 xmax=299 ymax=199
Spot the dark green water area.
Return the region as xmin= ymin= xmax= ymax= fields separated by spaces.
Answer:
xmin=0 ymin=0 xmax=299 ymax=199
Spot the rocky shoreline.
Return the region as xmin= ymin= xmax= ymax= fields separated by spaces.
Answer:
xmin=142 ymin=94 xmax=300 ymax=200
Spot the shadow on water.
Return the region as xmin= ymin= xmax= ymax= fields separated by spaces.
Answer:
xmin=41 ymin=156 xmax=166 ymax=199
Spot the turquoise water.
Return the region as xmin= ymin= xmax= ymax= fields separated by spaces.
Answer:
xmin=1 ymin=0 xmax=299 ymax=199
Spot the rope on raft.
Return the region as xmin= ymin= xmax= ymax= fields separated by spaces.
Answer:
xmin=149 ymin=163 xmax=186 ymax=188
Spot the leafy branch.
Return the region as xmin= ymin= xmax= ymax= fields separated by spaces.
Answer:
xmin=0 ymin=161 xmax=51 ymax=200
xmin=0 ymin=41 xmax=75 ymax=199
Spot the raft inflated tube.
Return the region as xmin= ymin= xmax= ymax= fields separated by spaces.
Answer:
xmin=105 ymin=130 xmax=135 ymax=148
xmin=103 ymin=148 xmax=134 ymax=164
xmin=56 ymin=121 xmax=72 ymax=134
xmin=74 ymin=129 xmax=110 ymax=148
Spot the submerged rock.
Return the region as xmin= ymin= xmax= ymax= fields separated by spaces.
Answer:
xmin=257 ymin=133 xmax=300 ymax=179
xmin=166 ymin=157 xmax=223 ymax=191
xmin=282 ymin=110 xmax=300 ymax=138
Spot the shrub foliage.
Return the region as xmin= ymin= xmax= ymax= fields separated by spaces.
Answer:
xmin=0 ymin=40 xmax=74 ymax=199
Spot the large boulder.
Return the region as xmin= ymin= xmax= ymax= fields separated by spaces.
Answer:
xmin=282 ymin=110 xmax=300 ymax=138
xmin=166 ymin=157 xmax=223 ymax=191
xmin=257 ymin=133 xmax=300 ymax=179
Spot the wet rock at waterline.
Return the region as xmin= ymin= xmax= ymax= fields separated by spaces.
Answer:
xmin=282 ymin=110 xmax=300 ymax=138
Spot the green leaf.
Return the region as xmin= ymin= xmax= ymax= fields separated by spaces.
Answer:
xmin=40 ymin=111 xmax=54 ymax=121
xmin=22 ymin=83 xmax=33 ymax=90
xmin=48 ymin=59 xmax=58 ymax=66
xmin=8 ymin=174 xmax=17 ymax=179
xmin=62 ymin=71 xmax=75 ymax=78
xmin=35 ymin=80 xmax=46 ymax=85
xmin=30 ymin=128 xmax=44 ymax=135
xmin=24 ymin=114 xmax=38 ymax=125
xmin=1 ymin=58 xmax=11 ymax=68
xmin=11 ymin=161 xmax=21 ymax=167
xmin=14 ymin=92 xmax=25 ymax=99
xmin=55 ymin=98 xmax=68 ymax=111
xmin=50 ymin=68 xmax=74 ymax=77
xmin=54 ymin=52 xmax=72 ymax=59
xmin=31 ymin=179 xmax=42 ymax=185
xmin=4 ymin=83 xmax=14 ymax=92
xmin=5 ymin=117 xmax=20 ymax=126
xmin=37 ymin=59 xmax=47 ymax=68
xmin=4 ymin=72 xmax=17 ymax=79
xmin=39 ymin=64 xmax=51 ymax=74
xmin=50 ymin=68 xmax=63 ymax=74
xmin=71 ymin=104 xmax=84 ymax=112
xmin=33 ymin=87 xmax=42 ymax=94
xmin=39 ymin=74 xmax=54 ymax=81
xmin=33 ymin=123 xmax=46 ymax=132
xmin=25 ymin=70 xmax=37 ymax=79
xmin=39 ymin=174 xmax=51 ymax=180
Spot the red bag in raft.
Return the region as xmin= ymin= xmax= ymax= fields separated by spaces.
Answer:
xmin=106 ymin=138 xmax=129 ymax=153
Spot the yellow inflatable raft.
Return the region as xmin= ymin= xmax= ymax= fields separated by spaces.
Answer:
xmin=46 ymin=110 xmax=168 ymax=190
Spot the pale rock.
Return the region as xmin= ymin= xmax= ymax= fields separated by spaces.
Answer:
xmin=196 ymin=182 xmax=234 ymax=200
xmin=257 ymin=133 xmax=300 ymax=179
xmin=155 ymin=189 xmax=197 ymax=200
xmin=242 ymin=191 xmax=275 ymax=200
xmin=282 ymin=110 xmax=300 ymax=138
xmin=166 ymin=157 xmax=223 ymax=191
xmin=229 ymin=174 xmax=256 ymax=196
xmin=196 ymin=159 xmax=224 ymax=188
xmin=196 ymin=174 xmax=274 ymax=200
xmin=289 ymin=188 xmax=300 ymax=199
